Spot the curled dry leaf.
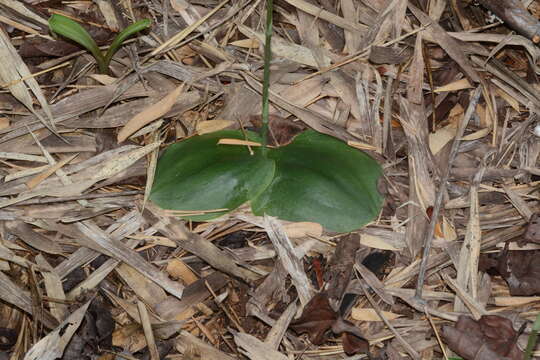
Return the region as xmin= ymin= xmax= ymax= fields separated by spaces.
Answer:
xmin=441 ymin=315 xmax=523 ymax=360
xmin=479 ymin=244 xmax=540 ymax=296
xmin=289 ymin=293 xmax=368 ymax=355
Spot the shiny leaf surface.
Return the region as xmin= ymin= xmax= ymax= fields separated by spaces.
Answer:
xmin=48 ymin=14 xmax=103 ymax=66
xmin=49 ymin=14 xmax=150 ymax=74
xmin=103 ymin=19 xmax=151 ymax=69
xmin=251 ymin=130 xmax=383 ymax=232
xmin=150 ymin=130 xmax=275 ymax=221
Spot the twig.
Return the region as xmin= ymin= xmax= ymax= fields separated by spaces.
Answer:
xmin=424 ymin=306 xmax=449 ymax=360
xmin=414 ymin=86 xmax=482 ymax=301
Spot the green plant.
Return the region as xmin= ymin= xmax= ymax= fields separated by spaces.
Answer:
xmin=48 ymin=14 xmax=151 ymax=74
xmin=524 ymin=312 xmax=540 ymax=360
xmin=149 ymin=0 xmax=383 ymax=232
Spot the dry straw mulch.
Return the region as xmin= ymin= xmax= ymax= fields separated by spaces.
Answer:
xmin=0 ymin=0 xmax=539 ymax=359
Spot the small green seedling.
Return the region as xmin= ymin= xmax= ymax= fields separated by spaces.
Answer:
xmin=48 ymin=14 xmax=151 ymax=74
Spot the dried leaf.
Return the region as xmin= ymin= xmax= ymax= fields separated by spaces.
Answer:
xmin=216 ymin=138 xmax=261 ymax=146
xmin=289 ymin=293 xmax=368 ymax=355
xmin=282 ymin=0 xmax=366 ymax=32
xmin=360 ymin=233 xmax=400 ymax=251
xmin=0 ymin=29 xmax=55 ymax=132
xmin=117 ymin=85 xmax=184 ymax=142
xmin=289 ymin=293 xmax=337 ymax=345
xmin=233 ymin=330 xmax=288 ymax=360
xmin=5 ymin=221 xmax=64 ymax=255
xmin=263 ymin=216 xmax=314 ymax=305
xmin=434 ymin=78 xmax=473 ymax=92
xmin=250 ymin=115 xmax=305 ymax=147
xmin=229 ymin=38 xmax=260 ymax=48
xmin=351 ymin=308 xmax=401 ymax=322
xmin=325 ymin=233 xmax=359 ymax=310
xmin=282 ymin=222 xmax=322 ymax=238
xmin=238 ymin=25 xmax=331 ymax=67
xmin=24 ymin=301 xmax=91 ymax=360
xmin=369 ymin=46 xmax=408 ymax=64
xmin=441 ymin=315 xmax=523 ymax=360
xmin=408 ymin=4 xmax=480 ymax=83
xmin=197 ymin=120 xmax=234 ymax=134
xmin=480 ymin=246 xmax=540 ymax=296
xmin=342 ymin=332 xmax=369 ymax=356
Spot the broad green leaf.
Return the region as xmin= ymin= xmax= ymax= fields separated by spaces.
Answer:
xmin=48 ymin=14 xmax=104 ymax=69
xmin=150 ymin=130 xmax=275 ymax=221
xmin=103 ymin=19 xmax=151 ymax=70
xmin=251 ymin=130 xmax=383 ymax=232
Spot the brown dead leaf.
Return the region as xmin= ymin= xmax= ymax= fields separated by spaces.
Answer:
xmin=25 ymin=301 xmax=92 ymax=360
xmin=250 ymin=115 xmax=305 ymax=147
xmin=441 ymin=315 xmax=523 ymax=360
xmin=289 ymin=293 xmax=337 ymax=344
xmin=289 ymin=293 xmax=368 ymax=355
xmin=341 ymin=332 xmax=369 ymax=356
xmin=351 ymin=308 xmax=401 ymax=322
xmin=117 ymin=85 xmax=184 ymax=143
xmin=0 ymin=27 xmax=55 ymax=133
xmin=325 ymin=233 xmax=360 ymax=311
xmin=479 ymin=245 xmax=540 ymax=296
xmin=196 ymin=120 xmax=234 ymax=135
xmin=408 ymin=3 xmax=480 ymax=83
xmin=434 ymin=78 xmax=473 ymax=93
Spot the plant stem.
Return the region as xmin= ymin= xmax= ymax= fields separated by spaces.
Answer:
xmin=524 ymin=312 xmax=540 ymax=360
xmin=96 ymin=56 xmax=108 ymax=74
xmin=261 ymin=0 xmax=273 ymax=155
